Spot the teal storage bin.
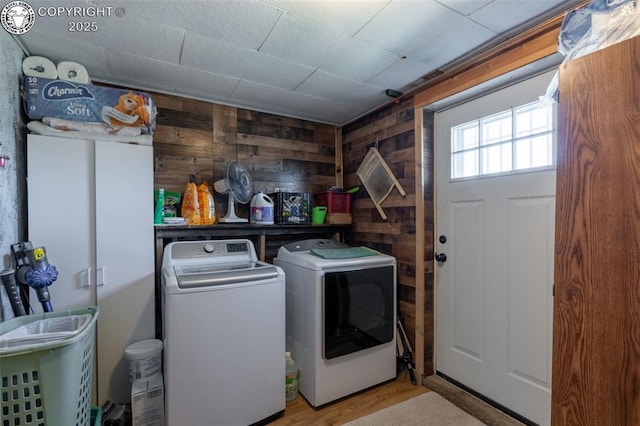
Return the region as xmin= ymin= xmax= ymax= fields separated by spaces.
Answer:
xmin=91 ymin=406 xmax=102 ymax=426
xmin=0 ymin=307 xmax=99 ymax=426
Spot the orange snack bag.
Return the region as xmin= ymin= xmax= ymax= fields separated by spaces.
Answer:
xmin=197 ymin=182 xmax=216 ymax=225
xmin=181 ymin=182 xmax=201 ymax=225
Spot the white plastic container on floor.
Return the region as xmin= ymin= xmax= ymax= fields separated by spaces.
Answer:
xmin=124 ymin=339 xmax=163 ymax=382
xmin=285 ymin=352 xmax=299 ymax=401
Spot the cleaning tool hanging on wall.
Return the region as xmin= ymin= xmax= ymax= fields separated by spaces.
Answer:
xmin=11 ymin=242 xmax=58 ymax=312
xmin=356 ymin=140 xmax=406 ymax=220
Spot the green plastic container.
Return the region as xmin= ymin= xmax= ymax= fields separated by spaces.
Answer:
xmin=0 ymin=307 xmax=99 ymax=426
xmin=91 ymin=406 xmax=102 ymax=426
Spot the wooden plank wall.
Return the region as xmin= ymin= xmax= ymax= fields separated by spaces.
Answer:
xmin=150 ymin=92 xmax=337 ymax=218
xmin=341 ymin=97 xmax=435 ymax=377
xmin=147 ymin=89 xmax=436 ymax=376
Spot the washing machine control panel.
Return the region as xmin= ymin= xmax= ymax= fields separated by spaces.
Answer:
xmin=170 ymin=240 xmax=254 ymax=259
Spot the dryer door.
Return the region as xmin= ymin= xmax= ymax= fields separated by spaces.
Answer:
xmin=322 ymin=265 xmax=395 ymax=360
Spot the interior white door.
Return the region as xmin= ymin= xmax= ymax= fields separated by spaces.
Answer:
xmin=94 ymin=140 xmax=155 ymax=405
xmin=435 ymin=71 xmax=556 ymax=425
xmin=27 ymin=135 xmax=95 ymax=312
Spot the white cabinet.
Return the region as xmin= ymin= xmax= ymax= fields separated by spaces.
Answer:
xmin=26 ymin=134 xmax=155 ymax=405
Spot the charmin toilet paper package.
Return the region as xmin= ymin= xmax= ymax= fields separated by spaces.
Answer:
xmin=21 ymin=76 xmax=156 ymax=134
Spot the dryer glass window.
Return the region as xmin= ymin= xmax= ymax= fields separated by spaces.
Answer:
xmin=323 ymin=265 xmax=394 ymax=360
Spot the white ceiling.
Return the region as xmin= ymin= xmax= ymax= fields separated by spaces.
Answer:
xmin=14 ymin=0 xmax=584 ymax=126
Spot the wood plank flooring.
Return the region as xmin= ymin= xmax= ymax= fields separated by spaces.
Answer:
xmin=271 ymin=373 xmax=427 ymax=425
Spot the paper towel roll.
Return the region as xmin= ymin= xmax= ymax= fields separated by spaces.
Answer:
xmin=56 ymin=61 xmax=91 ymax=84
xmin=22 ymin=56 xmax=58 ymax=79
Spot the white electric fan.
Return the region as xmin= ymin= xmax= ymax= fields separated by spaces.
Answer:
xmin=214 ymin=161 xmax=253 ymax=223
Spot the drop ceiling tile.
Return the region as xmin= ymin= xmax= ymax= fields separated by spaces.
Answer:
xmin=105 ymin=50 xmax=179 ymax=87
xmin=354 ymin=0 xmax=496 ymax=66
xmin=16 ymin=31 xmax=108 ymax=75
xmin=90 ymin=72 xmax=172 ymax=94
xmin=24 ymin=1 xmax=184 ymax=63
xmin=96 ymin=16 xmax=184 ymax=63
xmin=435 ymin=0 xmax=495 ymax=16
xmin=175 ymin=66 xmax=239 ymax=99
xmin=295 ymin=70 xmax=388 ymax=105
xmin=366 ymin=57 xmax=432 ymax=91
xmin=261 ymin=0 xmax=389 ymax=36
xmin=231 ymin=80 xmax=363 ymax=125
xmin=259 ymin=12 xmax=400 ymax=82
xmin=469 ymin=0 xmax=575 ymax=33
xmin=100 ymin=0 xmax=282 ymax=49
xmin=181 ymin=32 xmax=315 ymax=90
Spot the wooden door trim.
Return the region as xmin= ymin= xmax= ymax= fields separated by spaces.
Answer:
xmin=414 ymin=107 xmax=425 ymax=382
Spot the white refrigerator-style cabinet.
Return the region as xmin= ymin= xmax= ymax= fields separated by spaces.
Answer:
xmin=26 ymin=134 xmax=155 ymax=405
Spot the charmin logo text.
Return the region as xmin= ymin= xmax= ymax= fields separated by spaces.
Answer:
xmin=43 ymin=80 xmax=95 ymax=101
xmin=1 ymin=1 xmax=35 ymax=35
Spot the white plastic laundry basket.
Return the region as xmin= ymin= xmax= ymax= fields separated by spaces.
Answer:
xmin=0 ymin=306 xmax=99 ymax=426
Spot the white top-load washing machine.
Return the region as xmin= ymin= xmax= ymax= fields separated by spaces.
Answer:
xmin=162 ymin=239 xmax=285 ymax=426
xmin=274 ymin=239 xmax=397 ymax=407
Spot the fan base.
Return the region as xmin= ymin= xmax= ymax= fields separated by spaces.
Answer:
xmin=218 ymin=216 xmax=248 ymax=223
xmin=219 ymin=190 xmax=248 ymax=223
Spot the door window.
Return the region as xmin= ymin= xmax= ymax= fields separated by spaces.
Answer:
xmin=451 ymin=101 xmax=555 ymax=180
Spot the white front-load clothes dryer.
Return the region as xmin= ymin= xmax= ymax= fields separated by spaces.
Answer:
xmin=162 ymin=239 xmax=285 ymax=426
xmin=274 ymin=239 xmax=397 ymax=407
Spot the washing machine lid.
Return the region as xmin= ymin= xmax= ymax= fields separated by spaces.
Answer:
xmin=162 ymin=239 xmax=281 ymax=289
xmin=173 ymin=261 xmax=280 ymax=288
xmin=280 ymin=238 xmax=350 ymax=252
xmin=275 ymin=239 xmax=395 ymax=270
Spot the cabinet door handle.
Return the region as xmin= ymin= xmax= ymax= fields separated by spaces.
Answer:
xmin=97 ymin=267 xmax=105 ymax=287
xmin=82 ymin=267 xmax=92 ymax=288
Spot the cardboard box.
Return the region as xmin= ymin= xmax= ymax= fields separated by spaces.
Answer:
xmin=131 ymin=373 xmax=165 ymax=426
xmin=326 ymin=213 xmax=352 ymax=224
xmin=21 ymin=76 xmax=156 ymax=134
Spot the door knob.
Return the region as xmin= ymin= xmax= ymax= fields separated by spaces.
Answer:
xmin=435 ymin=252 xmax=447 ymax=263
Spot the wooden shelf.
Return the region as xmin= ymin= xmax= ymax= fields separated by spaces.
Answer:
xmin=156 ymin=222 xmax=350 ymax=238
xmin=155 ymin=223 xmax=351 ymax=260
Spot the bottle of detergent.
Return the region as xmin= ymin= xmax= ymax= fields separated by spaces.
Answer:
xmin=285 ymin=352 xmax=299 ymax=401
xmin=250 ymin=191 xmax=274 ymax=225
xmin=154 ymin=188 xmax=165 ymax=224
